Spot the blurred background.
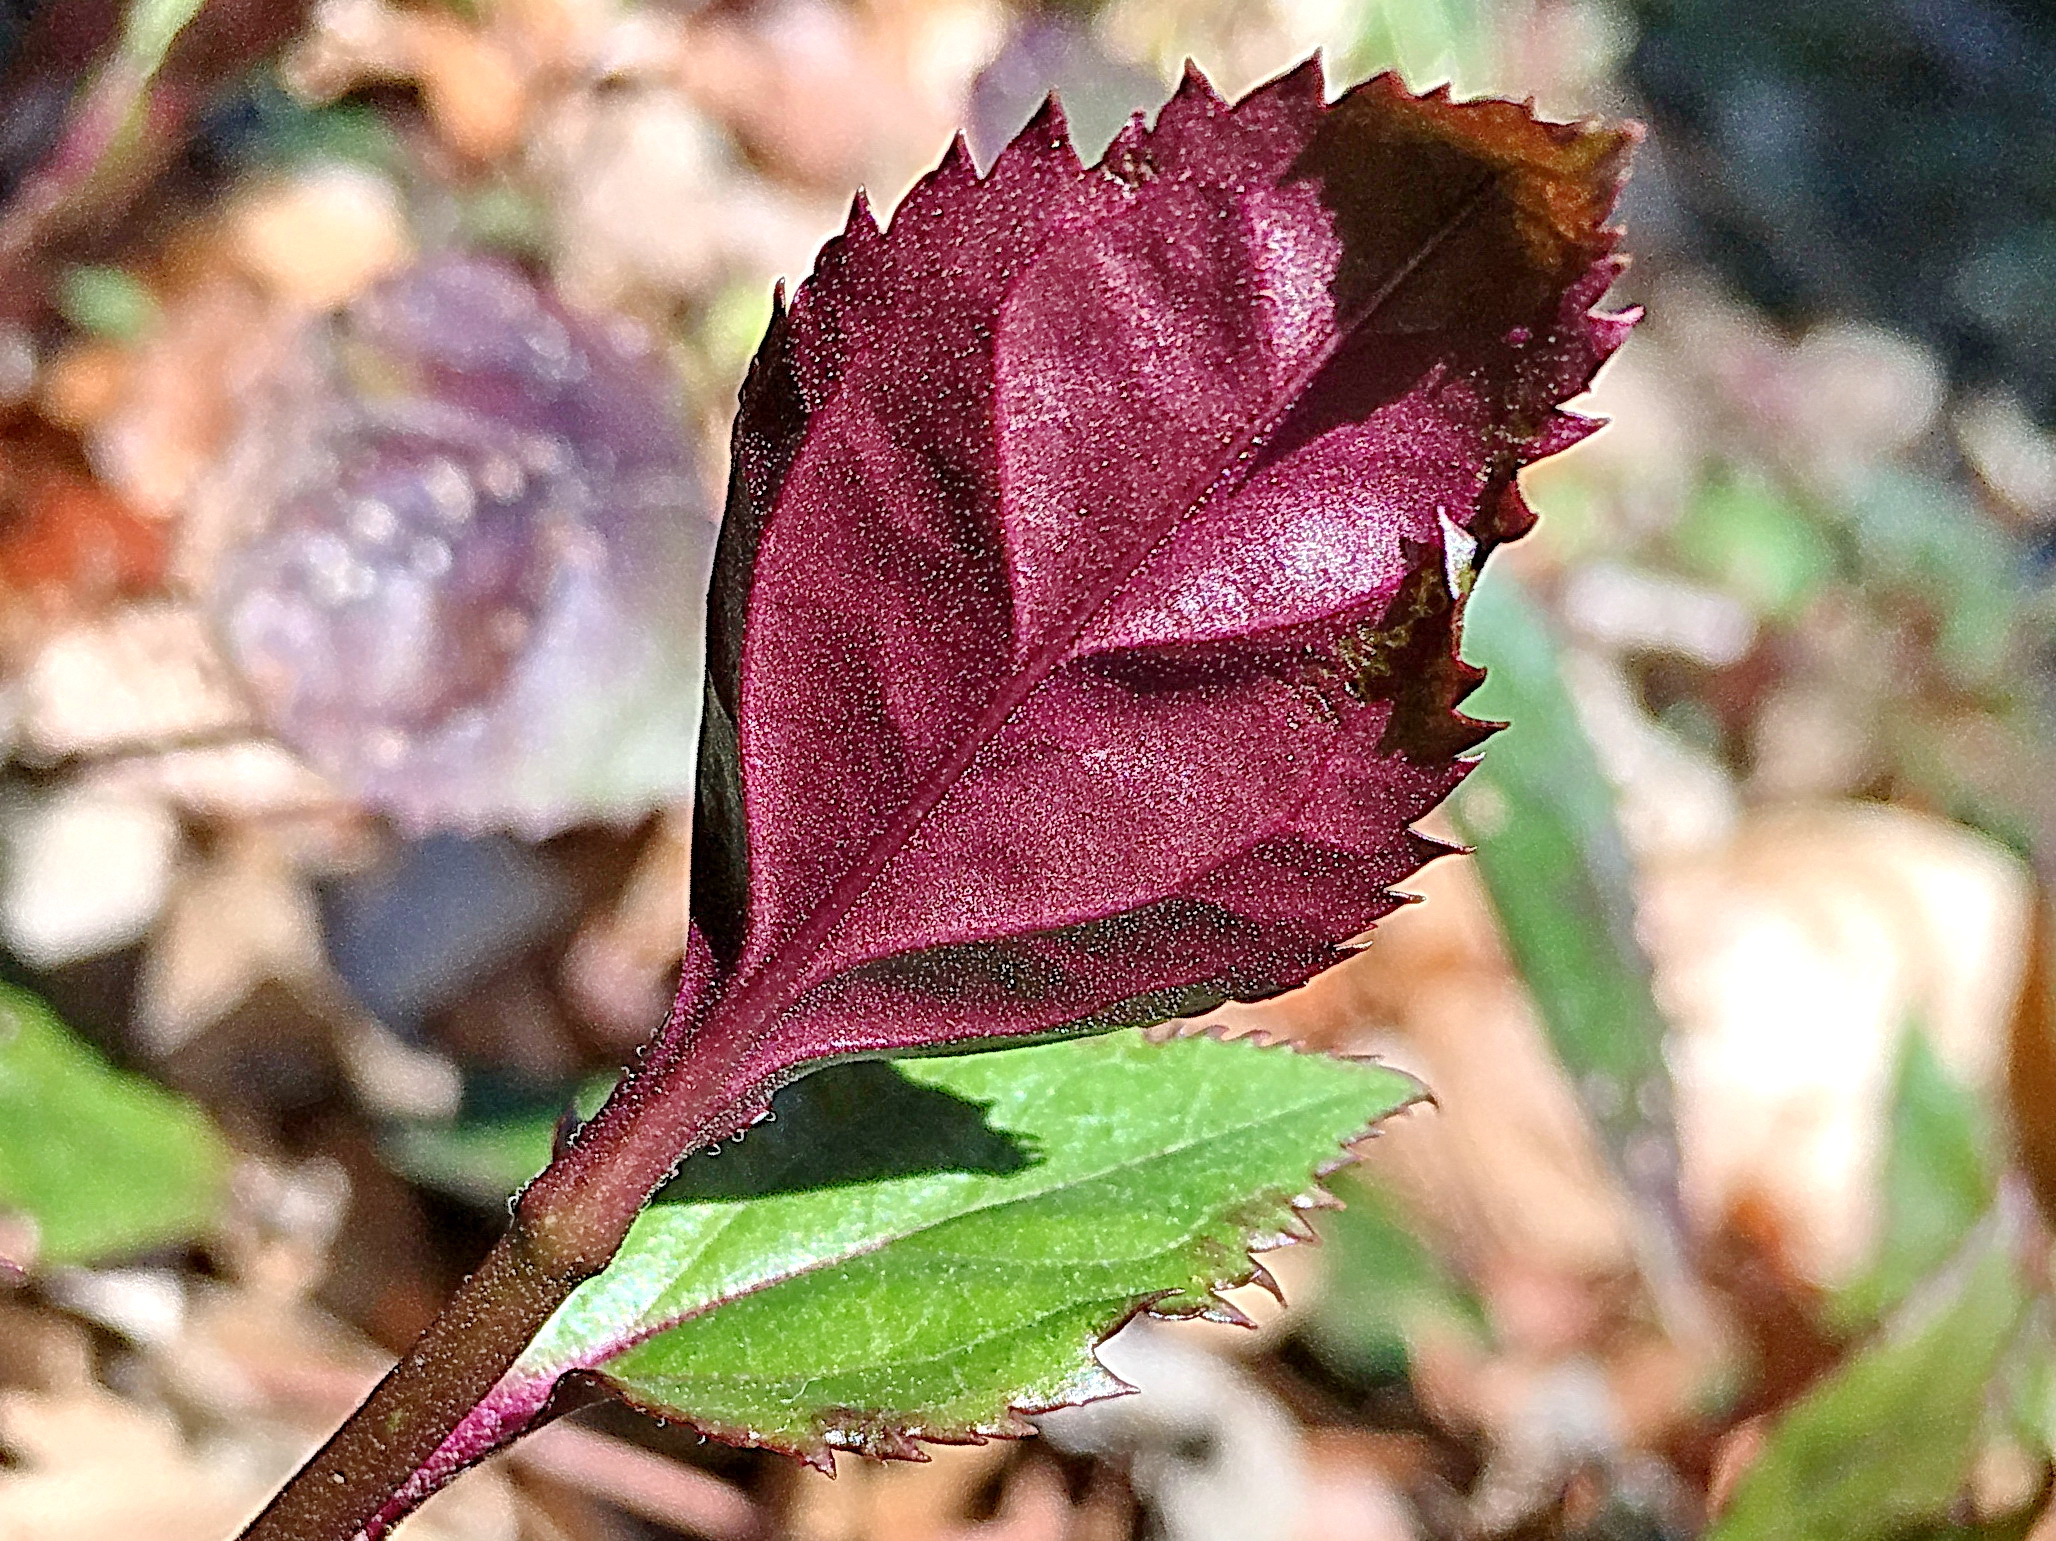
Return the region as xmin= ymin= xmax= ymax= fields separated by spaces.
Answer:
xmin=2 ymin=0 xmax=2055 ymax=1537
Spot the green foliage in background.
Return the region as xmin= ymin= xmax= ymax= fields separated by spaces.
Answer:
xmin=56 ymin=264 xmax=159 ymax=341
xmin=0 ymin=984 xmax=229 ymax=1268
xmin=1713 ymin=1231 xmax=2027 ymax=1541
xmin=1673 ymin=471 xmax=1835 ymax=623
xmin=1836 ymin=1028 xmax=1997 ymax=1328
xmin=1842 ymin=470 xmax=2019 ymax=688
xmin=1342 ymin=0 xmax=1499 ymax=93
xmin=119 ymin=0 xmax=204 ymax=74
xmin=1454 ymin=568 xmax=1676 ymax=1183
xmin=1298 ymin=1170 xmax=1485 ymax=1382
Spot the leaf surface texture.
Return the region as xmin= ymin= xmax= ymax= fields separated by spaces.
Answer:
xmin=665 ymin=63 xmax=1634 ymax=1108
xmin=441 ymin=1030 xmax=1423 ymax=1468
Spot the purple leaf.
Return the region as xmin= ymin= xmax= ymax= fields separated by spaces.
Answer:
xmin=563 ymin=60 xmax=1634 ymax=1174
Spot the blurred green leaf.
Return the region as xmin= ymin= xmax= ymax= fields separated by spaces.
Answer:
xmin=1836 ymin=1028 xmax=1995 ymax=1327
xmin=1298 ymin=1171 xmax=1484 ymax=1381
xmin=1905 ymin=1505 xmax=2048 ymax=1541
xmin=1843 ymin=469 xmax=2020 ymax=685
xmin=0 ymin=985 xmax=229 ymax=1269
xmin=696 ymin=278 xmax=780 ymax=383
xmin=387 ymin=1076 xmax=611 ymax=1204
xmin=1673 ymin=471 xmax=1835 ymax=621
xmin=242 ymin=80 xmax=406 ymax=173
xmin=1342 ymin=0 xmax=1498 ymax=94
xmin=1712 ymin=1230 xmax=2027 ymax=1541
xmin=1455 ymin=569 xmax=1675 ymax=1184
xmin=455 ymin=182 xmax=550 ymax=258
xmin=119 ymin=0 xmax=204 ymax=74
xmin=497 ymin=1030 xmax=1425 ymax=1460
xmin=56 ymin=265 xmax=159 ymax=341
xmin=1993 ymin=1312 xmax=2056 ymax=1486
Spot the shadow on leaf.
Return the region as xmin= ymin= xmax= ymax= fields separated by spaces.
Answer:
xmin=653 ymin=1059 xmax=1037 ymax=1204
xmin=386 ymin=1057 xmax=1037 ymax=1206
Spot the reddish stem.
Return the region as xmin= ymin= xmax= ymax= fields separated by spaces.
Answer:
xmin=236 ymin=999 xmax=762 ymax=1541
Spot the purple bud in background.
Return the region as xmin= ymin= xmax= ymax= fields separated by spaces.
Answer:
xmin=205 ymin=255 xmax=716 ymax=837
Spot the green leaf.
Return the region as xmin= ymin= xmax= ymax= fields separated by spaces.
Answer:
xmin=0 ymin=984 xmax=230 ymax=1269
xmin=118 ymin=0 xmax=205 ymax=75
xmin=56 ymin=265 xmax=159 ymax=341
xmin=1454 ymin=569 xmax=1675 ymax=1180
xmin=1673 ymin=470 xmax=1835 ymax=622
xmin=1297 ymin=1171 xmax=1484 ymax=1382
xmin=1904 ymin=1506 xmax=2049 ymax=1541
xmin=502 ymin=1029 xmax=1424 ymax=1463
xmin=243 ymin=82 xmax=406 ymax=174
xmin=1342 ymin=0 xmax=1499 ymax=95
xmin=1836 ymin=1027 xmax=1996 ymax=1327
xmin=1843 ymin=468 xmax=2021 ymax=687
xmin=1997 ymin=1303 xmax=2056 ymax=1458
xmin=1711 ymin=1230 xmax=2027 ymax=1541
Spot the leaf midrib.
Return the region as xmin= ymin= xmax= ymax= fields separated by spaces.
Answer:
xmin=713 ymin=157 xmax=1499 ymax=1043
xmin=549 ymin=1072 xmax=1411 ymax=1376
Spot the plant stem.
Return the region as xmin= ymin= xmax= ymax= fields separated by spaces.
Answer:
xmin=234 ymin=1225 xmax=589 ymax=1541
xmin=239 ymin=998 xmax=762 ymax=1541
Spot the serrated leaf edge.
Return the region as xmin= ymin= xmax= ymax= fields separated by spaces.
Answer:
xmin=578 ymin=1027 xmax=1427 ymax=1470
xmin=693 ymin=50 xmax=1634 ymax=1059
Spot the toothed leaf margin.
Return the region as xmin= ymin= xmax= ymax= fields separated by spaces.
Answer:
xmin=404 ymin=1028 xmax=1424 ymax=1486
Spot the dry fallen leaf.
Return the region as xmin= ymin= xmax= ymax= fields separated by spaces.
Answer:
xmin=560 ymin=809 xmax=692 ymax=1045
xmin=136 ymin=829 xmax=331 ymax=1055
xmin=224 ymin=166 xmax=414 ymax=314
xmin=1648 ymin=801 xmax=2032 ymax=1284
xmin=0 ymin=787 xmax=181 ymax=967
xmin=18 ymin=602 xmax=251 ymax=759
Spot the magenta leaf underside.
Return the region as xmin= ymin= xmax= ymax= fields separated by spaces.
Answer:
xmin=648 ymin=58 xmax=1632 ymax=1111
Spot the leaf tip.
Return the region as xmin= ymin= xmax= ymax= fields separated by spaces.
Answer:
xmin=1275 ymin=1209 xmax=1321 ymax=1245
xmin=985 ymin=93 xmax=1083 ymax=185
xmin=1593 ymin=297 xmax=1641 ymax=356
xmin=1200 ymin=1296 xmax=1261 ymax=1329
xmin=845 ymin=187 xmax=880 ymax=238
xmin=1408 ymin=826 xmax=1470 ymax=865
xmin=1042 ymin=92 xmax=1092 ymax=172
xmin=1260 ymin=51 xmax=1328 ymax=107
xmin=937 ymin=129 xmax=976 ymax=182
xmin=1172 ymin=58 xmax=1224 ymax=110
